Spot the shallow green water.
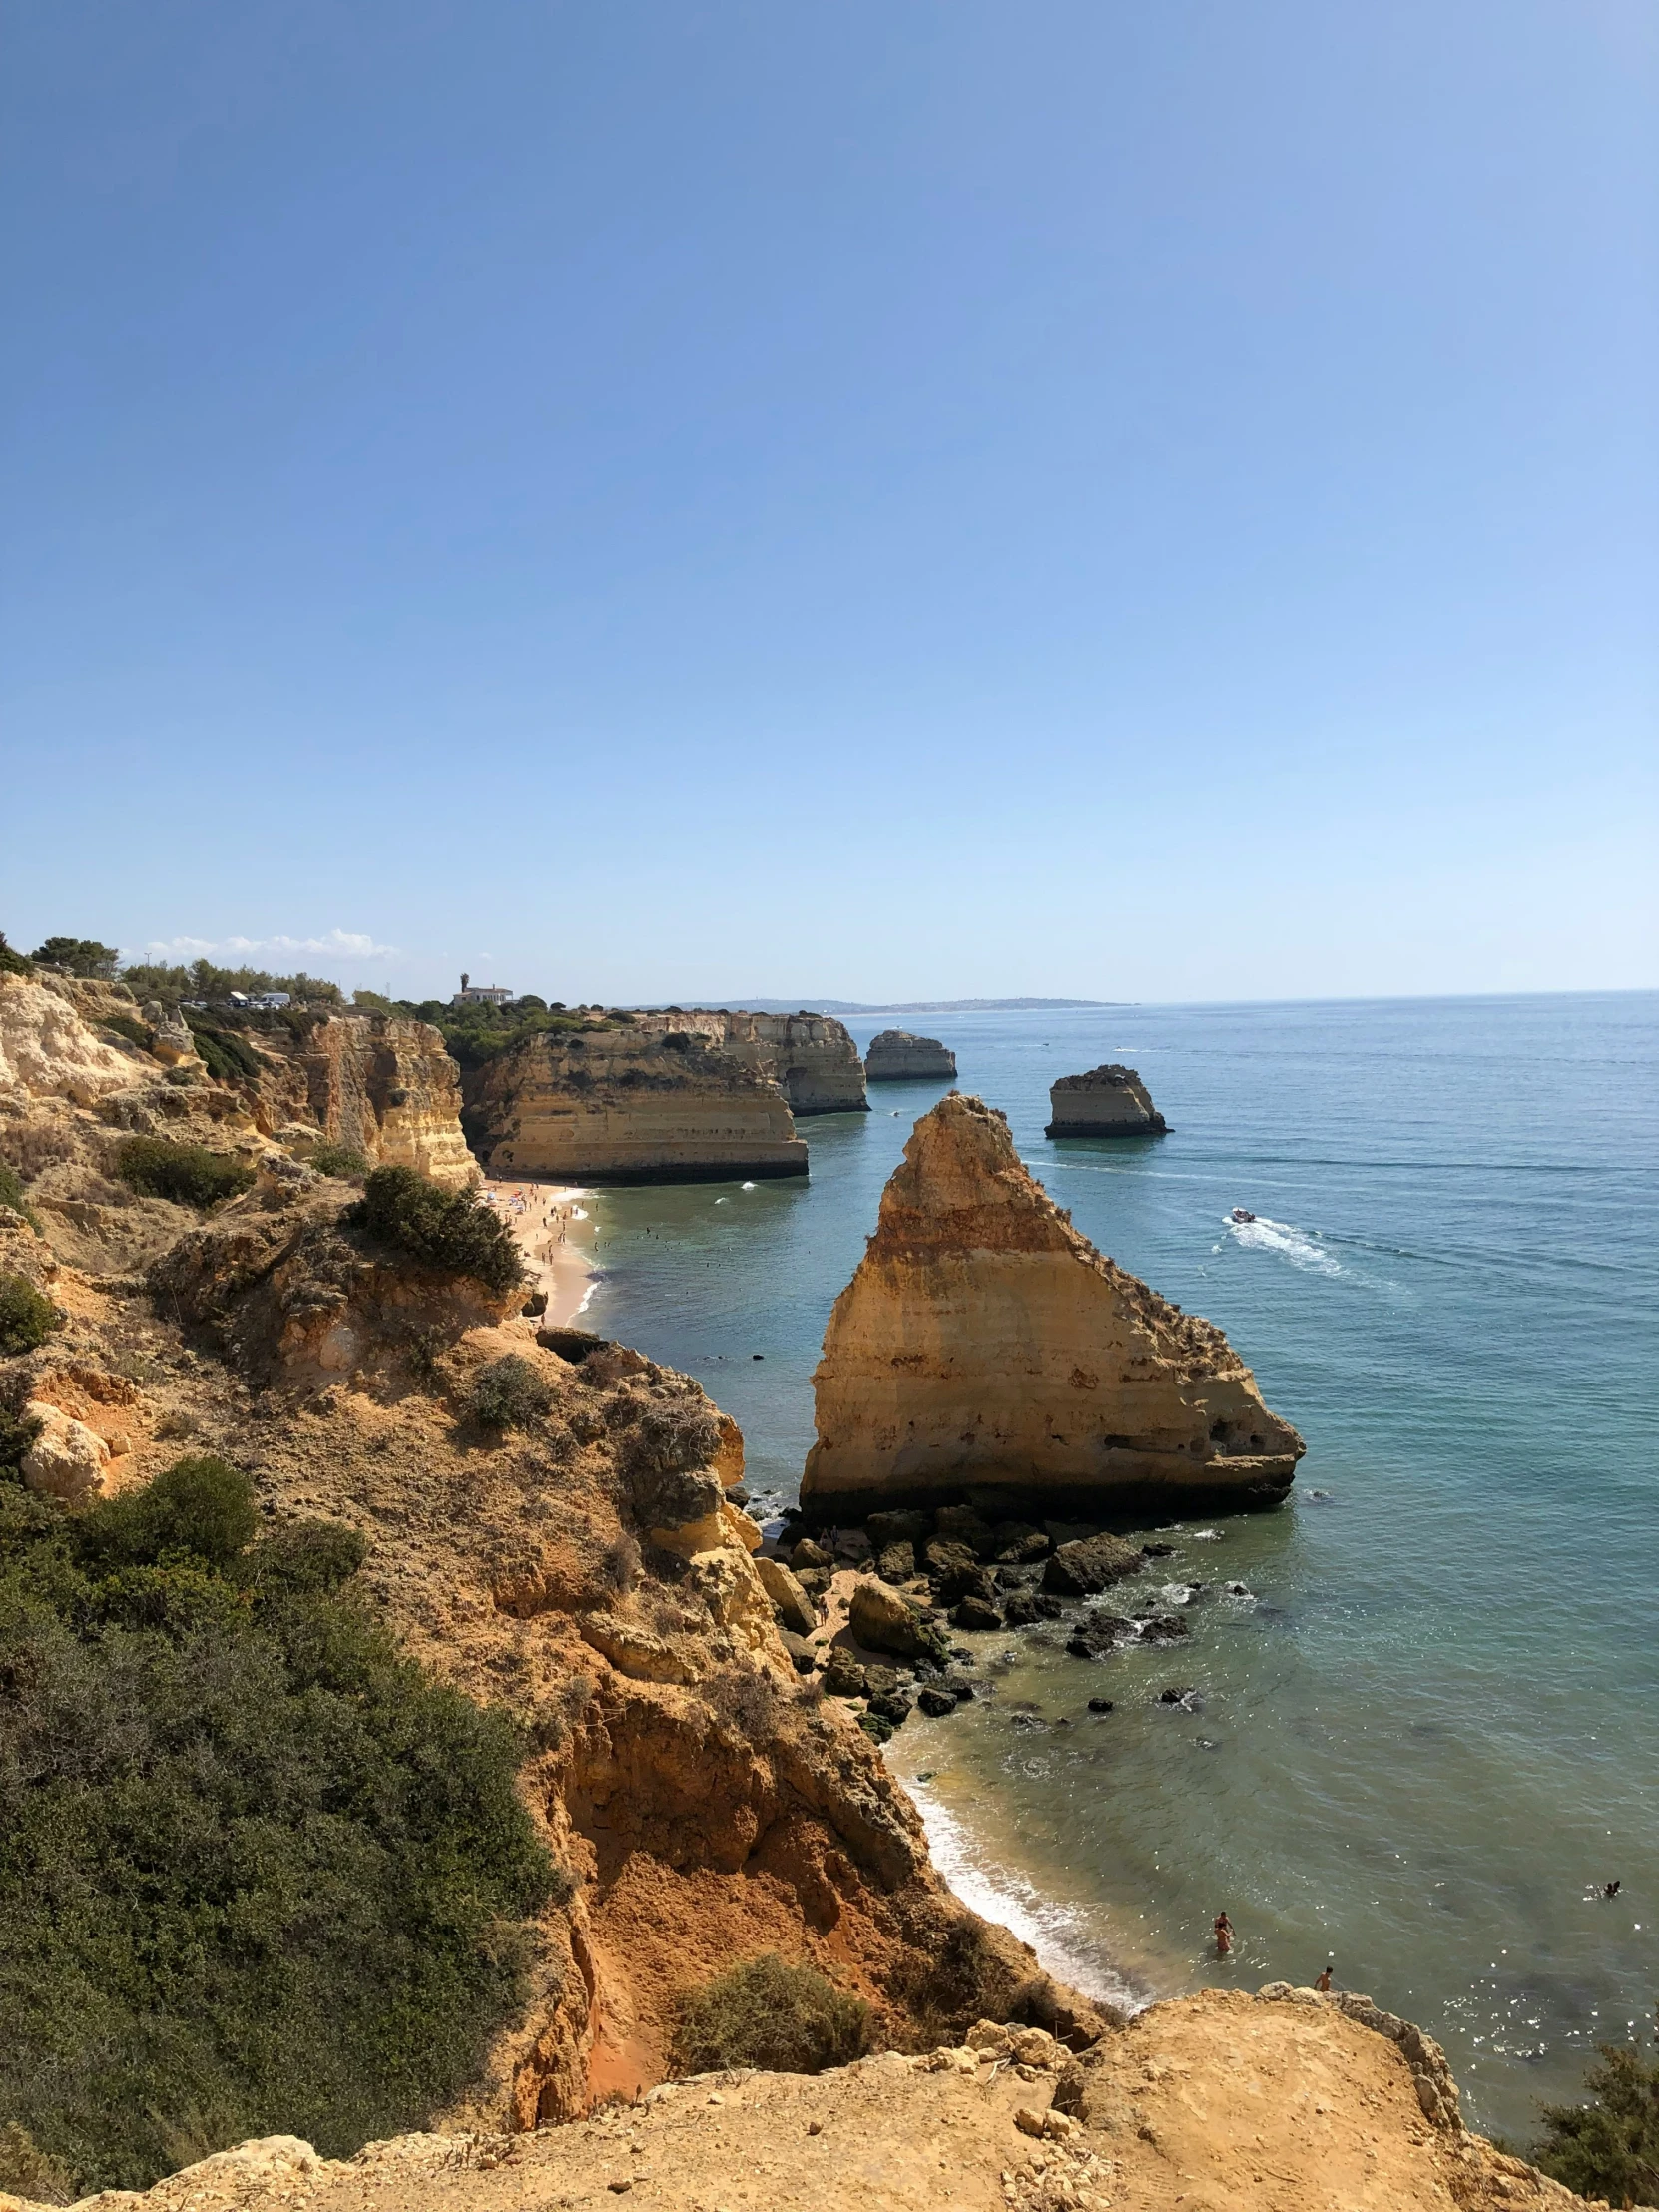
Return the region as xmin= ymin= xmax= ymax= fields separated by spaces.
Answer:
xmin=583 ymin=992 xmax=1659 ymax=2139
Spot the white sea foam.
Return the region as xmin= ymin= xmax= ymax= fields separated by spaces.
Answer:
xmin=904 ymin=1779 xmax=1145 ymax=2014
xmin=1225 ymin=1212 xmax=1342 ymax=1275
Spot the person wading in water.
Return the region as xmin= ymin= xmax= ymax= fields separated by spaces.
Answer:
xmin=1214 ymin=1912 xmax=1233 ymax=1957
xmin=1316 ymin=1964 xmax=1333 ymax=1992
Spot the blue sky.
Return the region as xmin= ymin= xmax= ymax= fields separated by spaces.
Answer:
xmin=3 ymin=1 xmax=1655 ymax=1005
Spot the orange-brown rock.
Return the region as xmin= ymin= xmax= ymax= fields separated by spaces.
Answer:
xmin=802 ymin=1093 xmax=1303 ymax=1519
xmin=464 ymin=1028 xmax=808 ymax=1184
xmin=629 ymin=1011 xmax=868 ymax=1116
xmin=1044 ymin=1061 xmax=1166 ymax=1137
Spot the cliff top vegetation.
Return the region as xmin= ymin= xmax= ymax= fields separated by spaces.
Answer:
xmin=0 ymin=1455 xmax=554 ymax=2196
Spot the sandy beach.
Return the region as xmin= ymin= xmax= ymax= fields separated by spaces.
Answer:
xmin=482 ymin=1178 xmax=596 ymax=1328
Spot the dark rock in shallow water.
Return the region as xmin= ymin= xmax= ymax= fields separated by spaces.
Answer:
xmin=992 ymin=1520 xmax=1051 ymax=1563
xmin=1043 ymin=1532 xmax=1145 ymax=1597
xmin=1158 ymin=1686 xmax=1199 ymax=1707
xmin=821 ymin=1650 xmax=867 ymax=1698
xmin=1033 ymin=1594 xmax=1066 ymax=1621
xmin=951 ymin=1595 xmax=1002 ymax=1631
xmin=1001 ymin=1589 xmax=1041 ymax=1627
xmin=1087 ymin=1697 xmax=1115 ymax=1713
xmin=867 ymin=1688 xmax=913 ymax=1727
xmin=858 ymin=1710 xmax=894 ymax=1744
xmin=1141 ymin=1541 xmax=1176 ymax=1558
xmin=942 ymin=1671 xmax=976 ymax=1702
xmin=1136 ymin=1613 xmax=1191 ymax=1644
xmin=916 ymin=1685 xmax=959 ymax=1718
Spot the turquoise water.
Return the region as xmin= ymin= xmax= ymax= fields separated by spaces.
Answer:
xmin=583 ymin=993 xmax=1659 ymax=2139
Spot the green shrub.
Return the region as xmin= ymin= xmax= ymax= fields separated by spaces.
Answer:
xmin=0 ymin=2121 xmax=78 ymax=2205
xmin=0 ymin=1407 xmax=45 ymax=1479
xmin=309 ymin=1139 xmax=370 ymax=1180
xmin=348 ymin=1167 xmax=523 ymax=1294
xmin=97 ymin=1013 xmax=152 ymax=1051
xmin=0 ymin=1161 xmax=41 ymax=1233
xmin=0 ymin=1461 xmax=555 ymax=2193
xmin=468 ymin=1354 xmax=553 ymax=1430
xmin=74 ymin=1454 xmax=259 ymax=1573
xmin=114 ymin=1137 xmax=255 ymax=1209
xmin=0 ymin=1271 xmax=57 ymax=1356
xmin=670 ymin=1953 xmax=871 ymax=2078
xmin=181 ymin=1015 xmax=264 ymax=1084
xmin=0 ymin=931 xmax=35 ymax=977
xmin=28 ymin=937 xmax=119 ymax=980
xmin=1533 ymin=2008 xmax=1659 ymax=2206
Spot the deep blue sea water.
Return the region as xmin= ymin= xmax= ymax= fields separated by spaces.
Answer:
xmin=581 ymin=992 xmax=1659 ymax=2138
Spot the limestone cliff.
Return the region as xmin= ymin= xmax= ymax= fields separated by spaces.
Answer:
xmin=253 ymin=1013 xmax=478 ymax=1188
xmin=802 ymin=1093 xmax=1303 ymax=1518
xmin=0 ymin=974 xmax=150 ymax=1109
xmin=1044 ymin=1063 xmax=1166 ymax=1137
xmin=463 ymin=1028 xmax=809 ymax=1183
xmin=631 ymin=1011 xmax=869 ymax=1116
xmin=864 ymin=1029 xmax=957 ymax=1082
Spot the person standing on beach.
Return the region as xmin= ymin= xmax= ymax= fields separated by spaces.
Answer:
xmin=1214 ymin=1912 xmax=1233 ymax=1957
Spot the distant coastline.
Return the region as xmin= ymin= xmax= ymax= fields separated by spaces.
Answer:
xmin=657 ymin=996 xmax=1124 ymax=1014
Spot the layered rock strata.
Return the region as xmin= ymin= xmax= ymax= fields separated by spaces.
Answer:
xmin=631 ymin=1011 xmax=869 ymax=1115
xmin=802 ymin=1093 xmax=1303 ymax=1519
xmin=256 ymin=1014 xmax=478 ymax=1188
xmin=463 ymin=1029 xmax=809 ymax=1183
xmin=863 ymin=1029 xmax=957 ymax=1082
xmin=1044 ymin=1063 xmax=1166 ymax=1137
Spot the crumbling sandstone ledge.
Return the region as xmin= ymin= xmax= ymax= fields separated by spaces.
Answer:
xmin=6 ymin=1991 xmax=1598 ymax=2212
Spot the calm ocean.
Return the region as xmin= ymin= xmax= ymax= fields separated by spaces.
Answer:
xmin=582 ymin=992 xmax=1659 ymax=2139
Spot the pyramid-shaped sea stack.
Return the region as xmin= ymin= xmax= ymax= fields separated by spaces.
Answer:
xmin=801 ymin=1093 xmax=1303 ymax=1519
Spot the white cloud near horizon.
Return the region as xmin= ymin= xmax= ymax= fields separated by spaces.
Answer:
xmin=135 ymin=929 xmax=400 ymax=963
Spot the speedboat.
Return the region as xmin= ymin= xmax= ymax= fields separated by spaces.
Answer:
xmin=1231 ymin=1207 xmax=1256 ymax=1223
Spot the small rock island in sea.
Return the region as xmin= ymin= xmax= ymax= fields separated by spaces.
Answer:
xmin=801 ymin=1092 xmax=1302 ymax=1520
xmin=1045 ymin=1061 xmax=1167 ymax=1137
xmin=862 ymin=1028 xmax=957 ymax=1081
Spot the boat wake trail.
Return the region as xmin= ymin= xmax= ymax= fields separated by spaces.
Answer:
xmin=1225 ymin=1213 xmax=1342 ymax=1275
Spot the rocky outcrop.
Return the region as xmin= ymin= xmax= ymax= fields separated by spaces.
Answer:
xmin=0 ymin=975 xmax=147 ymax=1108
xmin=1044 ymin=1063 xmax=1166 ymax=1138
xmin=864 ymin=1030 xmax=957 ymax=1082
xmin=22 ymin=1987 xmax=1598 ymax=2212
xmin=255 ymin=1014 xmax=478 ymax=1188
xmin=631 ymin=1012 xmax=869 ymax=1116
xmin=802 ymin=1093 xmax=1303 ymax=1519
xmin=463 ymin=1028 xmax=809 ymax=1184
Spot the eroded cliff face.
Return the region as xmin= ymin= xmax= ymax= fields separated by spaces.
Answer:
xmin=1044 ymin=1063 xmax=1166 ymax=1137
xmin=1 ymin=1171 xmax=1083 ymax=2143
xmin=864 ymin=1030 xmax=957 ymax=1082
xmin=463 ymin=1029 xmax=809 ymax=1184
xmin=254 ymin=1014 xmax=478 ymax=1188
xmin=629 ymin=1012 xmax=869 ymax=1116
xmin=0 ymin=975 xmax=151 ymax=1109
xmin=802 ymin=1093 xmax=1303 ymax=1518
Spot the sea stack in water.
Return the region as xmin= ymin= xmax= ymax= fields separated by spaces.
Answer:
xmin=801 ymin=1093 xmax=1302 ymax=1519
xmin=1045 ymin=1063 xmax=1166 ymax=1138
xmin=863 ymin=1029 xmax=957 ymax=1082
